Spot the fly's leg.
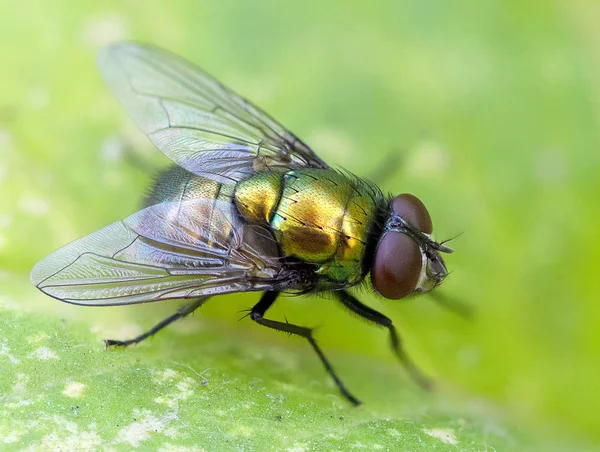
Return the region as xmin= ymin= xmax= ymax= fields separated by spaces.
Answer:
xmin=250 ymin=291 xmax=361 ymax=406
xmin=428 ymin=290 xmax=474 ymax=320
xmin=335 ymin=290 xmax=432 ymax=390
xmin=105 ymin=296 xmax=209 ymax=348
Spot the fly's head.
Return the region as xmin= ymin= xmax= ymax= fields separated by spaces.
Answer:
xmin=371 ymin=194 xmax=453 ymax=300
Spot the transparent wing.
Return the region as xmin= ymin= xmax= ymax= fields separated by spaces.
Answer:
xmin=30 ymin=199 xmax=285 ymax=306
xmin=98 ymin=42 xmax=328 ymax=184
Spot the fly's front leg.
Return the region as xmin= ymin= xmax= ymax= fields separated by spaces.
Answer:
xmin=428 ymin=290 xmax=474 ymax=320
xmin=334 ymin=290 xmax=432 ymax=390
xmin=250 ymin=291 xmax=361 ymax=406
xmin=105 ymin=296 xmax=209 ymax=348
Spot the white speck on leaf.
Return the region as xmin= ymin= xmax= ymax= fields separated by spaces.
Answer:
xmin=386 ymin=428 xmax=401 ymax=438
xmin=5 ymin=399 xmax=34 ymax=409
xmin=26 ymin=331 xmax=49 ymax=344
xmin=5 ymin=372 xmax=33 ymax=408
xmin=153 ymin=368 xmax=179 ymax=383
xmin=176 ymin=377 xmax=194 ymax=395
xmin=2 ymin=430 xmax=21 ymax=444
xmin=159 ymin=445 xmax=207 ymax=452
xmin=63 ymin=382 xmax=86 ymax=398
xmin=228 ymin=425 xmax=253 ymax=438
xmin=423 ymin=427 xmax=458 ymax=445
xmin=35 ymin=430 xmax=102 ymax=450
xmin=0 ymin=340 xmax=21 ymax=365
xmin=285 ymin=444 xmax=307 ymax=452
xmin=154 ymin=371 xmax=196 ymax=408
xmin=116 ymin=410 xmax=179 ymax=447
xmin=12 ymin=373 xmax=27 ymax=393
xmin=33 ymin=346 xmax=58 ymax=360
xmin=20 ymin=416 xmax=102 ymax=450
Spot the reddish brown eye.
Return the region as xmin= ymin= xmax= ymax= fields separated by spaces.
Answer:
xmin=392 ymin=194 xmax=432 ymax=234
xmin=372 ymin=232 xmax=422 ymax=300
xmin=372 ymin=193 xmax=433 ymax=300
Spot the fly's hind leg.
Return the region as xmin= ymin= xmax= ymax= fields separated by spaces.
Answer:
xmin=335 ymin=290 xmax=432 ymax=390
xmin=105 ymin=296 xmax=209 ymax=348
xmin=250 ymin=291 xmax=361 ymax=406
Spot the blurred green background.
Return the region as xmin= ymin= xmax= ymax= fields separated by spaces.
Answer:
xmin=1 ymin=0 xmax=599 ymax=450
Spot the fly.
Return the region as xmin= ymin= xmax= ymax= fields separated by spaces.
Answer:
xmin=31 ymin=43 xmax=454 ymax=406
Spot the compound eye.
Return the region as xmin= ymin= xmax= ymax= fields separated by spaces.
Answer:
xmin=391 ymin=194 xmax=432 ymax=234
xmin=372 ymin=232 xmax=422 ymax=300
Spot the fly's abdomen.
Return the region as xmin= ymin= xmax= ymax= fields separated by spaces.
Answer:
xmin=146 ymin=165 xmax=235 ymax=206
xmin=234 ymin=172 xmax=283 ymax=223
xmin=147 ymin=166 xmax=237 ymax=247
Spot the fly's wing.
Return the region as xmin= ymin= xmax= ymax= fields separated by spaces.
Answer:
xmin=30 ymin=199 xmax=286 ymax=306
xmin=98 ymin=42 xmax=328 ymax=185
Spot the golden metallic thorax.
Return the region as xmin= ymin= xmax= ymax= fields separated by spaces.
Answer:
xmin=235 ymin=168 xmax=382 ymax=287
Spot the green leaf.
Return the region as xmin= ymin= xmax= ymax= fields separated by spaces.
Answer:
xmin=0 ymin=274 xmax=569 ymax=451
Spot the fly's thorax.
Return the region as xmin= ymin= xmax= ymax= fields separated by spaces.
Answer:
xmin=272 ymin=169 xmax=351 ymax=263
xmin=268 ymin=168 xmax=383 ymax=287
